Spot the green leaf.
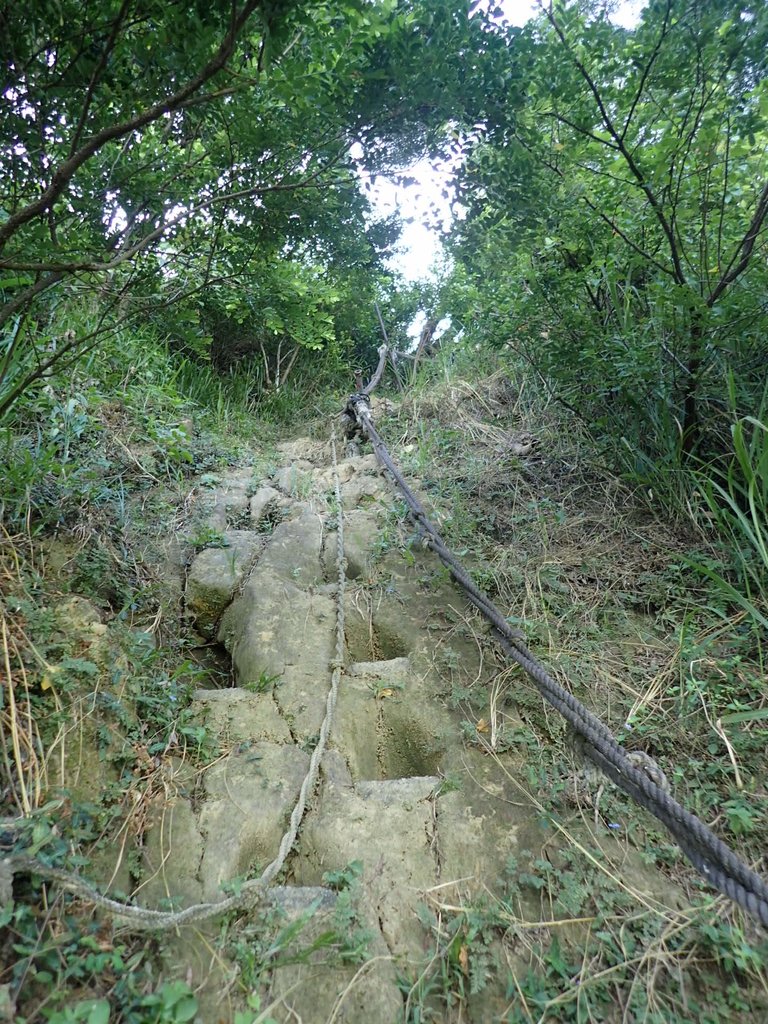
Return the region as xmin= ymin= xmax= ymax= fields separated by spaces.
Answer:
xmin=0 ymin=275 xmax=34 ymax=289
xmin=86 ymin=1000 xmax=111 ymax=1024
xmin=719 ymin=708 xmax=768 ymax=726
xmin=171 ymin=996 xmax=198 ymax=1023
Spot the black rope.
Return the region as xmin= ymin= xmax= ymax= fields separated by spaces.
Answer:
xmin=345 ymin=392 xmax=768 ymax=928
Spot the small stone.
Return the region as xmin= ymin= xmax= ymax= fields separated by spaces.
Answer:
xmin=0 ymin=981 xmax=15 ymax=1023
xmin=57 ymin=596 xmax=102 ymax=630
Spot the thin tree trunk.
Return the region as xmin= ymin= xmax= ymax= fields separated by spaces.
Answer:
xmin=681 ymin=312 xmax=703 ymax=455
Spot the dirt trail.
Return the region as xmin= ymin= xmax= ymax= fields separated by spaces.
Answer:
xmin=144 ymin=432 xmax=681 ymax=1023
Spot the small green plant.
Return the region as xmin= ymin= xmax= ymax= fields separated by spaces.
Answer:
xmin=691 ymin=404 xmax=768 ymax=638
xmin=285 ymin=468 xmax=313 ymax=499
xmin=322 ymin=859 xmax=364 ymax=891
xmin=6 ymin=876 xmax=201 ymax=1024
xmin=44 ymin=998 xmax=110 ymax=1024
xmin=190 ymin=525 xmax=229 ymax=549
xmin=435 ymin=771 xmax=462 ymax=796
xmin=227 ymin=866 xmax=371 ymax=1007
xmin=243 ymin=670 xmax=282 ymax=694
xmin=149 ymin=423 xmax=195 ymax=477
xmin=131 ymin=981 xmax=198 ymax=1024
xmin=367 ymin=678 xmax=405 ymax=699
xmin=48 ymin=390 xmax=91 ymax=462
xmin=321 ymin=860 xmax=374 ymax=963
xmin=233 ymin=991 xmax=277 ymax=1024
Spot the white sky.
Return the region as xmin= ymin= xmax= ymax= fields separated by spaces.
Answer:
xmin=372 ymin=0 xmax=645 ymax=282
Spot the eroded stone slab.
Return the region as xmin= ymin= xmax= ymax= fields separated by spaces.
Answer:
xmin=313 ymin=459 xmax=357 ymax=491
xmin=140 ymin=761 xmax=206 ymax=909
xmin=197 ymin=742 xmax=310 ymax=898
xmin=220 ymin=570 xmax=334 ymax=681
xmin=257 ymin=508 xmax=324 ymax=587
xmin=218 ymin=569 xmax=336 ymax=738
xmin=339 ymin=474 xmax=390 ymax=507
xmin=249 ymin=484 xmax=281 ymax=527
xmin=348 ymin=657 xmax=411 ymax=679
xmin=201 ymin=468 xmax=255 ymax=529
xmin=334 ymin=659 xmax=448 ymax=782
xmin=264 ymin=886 xmax=403 ymax=1024
xmin=186 ymin=531 xmax=263 ymax=638
xmin=322 ymin=508 xmax=381 ymax=581
xmin=294 ymin=774 xmax=440 ymax=958
xmin=192 ymin=687 xmax=293 ymax=744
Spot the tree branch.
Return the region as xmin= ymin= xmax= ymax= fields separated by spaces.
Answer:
xmin=68 ymin=0 xmax=134 ymax=158
xmin=541 ymin=1 xmax=688 ymax=287
xmin=0 ymin=272 xmax=65 ymax=332
xmin=620 ymin=0 xmax=672 ymax=142
xmin=542 ymin=110 xmax=619 ymax=150
xmin=514 ymin=132 xmax=674 ymax=278
xmin=708 ymin=178 xmax=768 ymax=306
xmin=0 ymin=163 xmax=348 ymax=275
xmin=0 ymin=0 xmax=262 ymax=251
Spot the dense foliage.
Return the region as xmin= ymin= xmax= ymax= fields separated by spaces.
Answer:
xmin=0 ymin=0 xmax=475 ymax=412
xmin=442 ymin=0 xmax=768 ymax=467
xmin=3 ymin=4 xmax=768 ymax=1020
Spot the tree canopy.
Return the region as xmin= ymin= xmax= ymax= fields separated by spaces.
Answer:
xmin=441 ymin=0 xmax=768 ymax=461
xmin=3 ymin=0 xmax=767 ymax=466
xmin=0 ymin=0 xmax=492 ymax=409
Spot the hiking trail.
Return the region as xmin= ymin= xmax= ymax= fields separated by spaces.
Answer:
xmin=138 ymin=422 xmax=682 ymax=1022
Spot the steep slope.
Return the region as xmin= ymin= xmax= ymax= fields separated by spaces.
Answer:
xmin=6 ymin=370 xmax=766 ymax=1024
xmin=149 ymin=427 xmax=688 ymax=1022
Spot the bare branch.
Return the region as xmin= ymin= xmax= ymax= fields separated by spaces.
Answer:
xmin=708 ymin=178 xmax=768 ymax=306
xmin=717 ymin=117 xmax=731 ymax=269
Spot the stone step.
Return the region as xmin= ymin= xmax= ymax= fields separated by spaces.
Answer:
xmin=186 ymin=530 xmax=263 ymax=638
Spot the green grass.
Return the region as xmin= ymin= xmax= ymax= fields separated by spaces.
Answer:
xmin=690 ymin=407 xmax=768 ymax=640
xmin=376 ymin=347 xmax=768 ymax=1021
xmin=0 ymin=301 xmax=311 ymax=1021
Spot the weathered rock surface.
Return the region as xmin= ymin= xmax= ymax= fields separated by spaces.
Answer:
xmin=321 ymin=508 xmax=380 ymax=581
xmin=186 ymin=530 xmax=263 ymax=637
xmin=294 ymin=767 xmax=441 ymax=959
xmin=265 ymin=886 xmax=403 ymax=1024
xmin=332 ymin=658 xmax=448 ymax=781
xmin=218 ymin=570 xmax=335 ymax=740
xmin=255 ymin=507 xmax=324 ymax=587
xmin=201 ymin=466 xmax=255 ymax=530
xmin=192 ymin=687 xmax=292 ymax=744
xmin=249 ymin=484 xmax=281 ymax=526
xmin=272 ymin=461 xmax=314 ymax=495
xmin=197 ymin=742 xmax=310 ymax=897
xmin=152 ymin=436 xmax=686 ymax=1022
